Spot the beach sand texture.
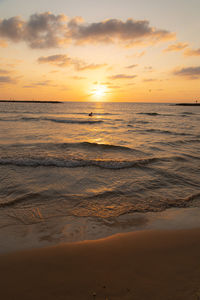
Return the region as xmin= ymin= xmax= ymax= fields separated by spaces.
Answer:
xmin=1 ymin=229 xmax=200 ymax=300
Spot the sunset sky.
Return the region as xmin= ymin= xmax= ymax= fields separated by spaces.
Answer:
xmin=0 ymin=0 xmax=200 ymax=102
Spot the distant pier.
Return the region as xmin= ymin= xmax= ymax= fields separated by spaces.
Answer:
xmin=176 ymin=103 xmax=200 ymax=106
xmin=0 ymin=100 xmax=62 ymax=103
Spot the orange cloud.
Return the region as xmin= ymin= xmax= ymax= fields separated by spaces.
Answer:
xmin=0 ymin=75 xmax=16 ymax=84
xmin=143 ymin=78 xmax=157 ymax=82
xmin=184 ymin=48 xmax=200 ymax=56
xmin=0 ymin=68 xmax=11 ymax=74
xmin=127 ymin=51 xmax=146 ymax=58
xmin=173 ymin=66 xmax=200 ymax=79
xmin=38 ymin=54 xmax=71 ymax=66
xmin=38 ymin=54 xmax=107 ymax=71
xmin=163 ymin=42 xmax=188 ymax=52
xmin=108 ymin=74 xmax=137 ymax=80
xmin=23 ymin=80 xmax=56 ymax=88
xmin=75 ymin=63 xmax=107 ymax=71
xmin=126 ymin=64 xmax=138 ymax=69
xmin=71 ymin=76 xmax=86 ymax=80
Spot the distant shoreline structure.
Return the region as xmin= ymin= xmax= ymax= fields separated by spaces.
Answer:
xmin=176 ymin=103 xmax=200 ymax=106
xmin=0 ymin=100 xmax=62 ymax=104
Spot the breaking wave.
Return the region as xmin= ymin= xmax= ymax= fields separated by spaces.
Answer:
xmin=138 ymin=112 xmax=160 ymax=116
xmin=144 ymin=129 xmax=193 ymax=136
xmin=0 ymin=141 xmax=141 ymax=153
xmin=58 ymin=141 xmax=136 ymax=152
xmin=0 ymin=116 xmax=104 ymax=124
xmin=0 ymin=156 xmax=161 ymax=169
xmin=22 ymin=117 xmax=104 ymax=124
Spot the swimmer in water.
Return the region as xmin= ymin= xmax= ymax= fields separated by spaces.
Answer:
xmin=89 ymin=112 xmax=93 ymax=116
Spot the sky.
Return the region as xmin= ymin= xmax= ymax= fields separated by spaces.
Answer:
xmin=0 ymin=0 xmax=200 ymax=102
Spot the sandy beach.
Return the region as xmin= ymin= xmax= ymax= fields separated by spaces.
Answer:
xmin=1 ymin=228 xmax=200 ymax=300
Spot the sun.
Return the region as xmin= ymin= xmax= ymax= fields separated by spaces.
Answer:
xmin=90 ymin=84 xmax=107 ymax=100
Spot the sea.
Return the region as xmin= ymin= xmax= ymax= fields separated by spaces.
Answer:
xmin=0 ymin=101 xmax=200 ymax=252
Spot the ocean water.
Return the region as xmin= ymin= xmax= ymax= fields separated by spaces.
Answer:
xmin=0 ymin=101 xmax=200 ymax=251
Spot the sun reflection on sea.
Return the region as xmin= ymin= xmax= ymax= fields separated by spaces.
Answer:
xmin=88 ymin=137 xmax=106 ymax=145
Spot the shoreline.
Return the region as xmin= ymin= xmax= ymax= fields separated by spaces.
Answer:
xmin=1 ymin=206 xmax=200 ymax=254
xmin=0 ymin=228 xmax=200 ymax=299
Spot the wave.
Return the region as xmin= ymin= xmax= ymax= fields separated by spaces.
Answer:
xmin=1 ymin=188 xmax=200 ymax=212
xmin=183 ymin=154 xmax=200 ymax=161
xmin=157 ymin=138 xmax=200 ymax=147
xmin=0 ymin=156 xmax=161 ymax=169
xmin=181 ymin=112 xmax=195 ymax=115
xmin=137 ymin=112 xmax=173 ymax=117
xmin=0 ymin=111 xmax=117 ymax=116
xmin=0 ymin=118 xmax=16 ymax=122
xmin=164 ymin=192 xmax=200 ymax=210
xmin=62 ymin=141 xmax=136 ymax=152
xmin=183 ymin=192 xmax=200 ymax=202
xmin=22 ymin=117 xmax=104 ymax=124
xmin=0 ymin=141 xmax=140 ymax=153
xmin=138 ymin=112 xmax=160 ymax=116
xmin=128 ymin=120 xmax=149 ymax=127
xmin=145 ymin=129 xmax=192 ymax=136
xmin=72 ymin=191 xmax=200 ymax=217
xmin=0 ymin=192 xmax=41 ymax=208
xmin=137 ymin=120 xmax=149 ymax=124
xmin=0 ymin=116 xmax=104 ymax=124
xmin=90 ymin=113 xmax=116 ymax=116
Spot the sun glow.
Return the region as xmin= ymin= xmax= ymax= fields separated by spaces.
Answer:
xmin=90 ymin=84 xmax=108 ymax=100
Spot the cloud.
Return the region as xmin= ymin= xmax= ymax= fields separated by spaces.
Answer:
xmin=94 ymin=81 xmax=121 ymax=89
xmin=0 ymin=12 xmax=67 ymax=48
xmin=38 ymin=54 xmax=71 ymax=66
xmin=70 ymin=18 xmax=175 ymax=47
xmin=144 ymin=66 xmax=153 ymax=72
xmin=0 ymin=13 xmax=175 ymax=49
xmin=0 ymin=16 xmax=24 ymax=42
xmin=38 ymin=54 xmax=107 ymax=71
xmin=23 ymin=85 xmax=35 ymax=88
xmin=33 ymin=80 xmax=53 ymax=86
xmin=24 ymin=80 xmax=60 ymax=88
xmin=126 ymin=64 xmax=138 ymax=69
xmin=143 ymin=78 xmax=157 ymax=82
xmin=0 ymin=69 xmax=10 ymax=74
xmin=174 ymin=66 xmax=200 ymax=79
xmin=184 ymin=48 xmax=200 ymax=56
xmin=74 ymin=62 xmax=107 ymax=71
xmin=71 ymin=76 xmax=86 ymax=80
xmin=0 ymin=75 xmax=15 ymax=83
xmin=108 ymin=74 xmax=137 ymax=80
xmin=163 ymin=42 xmax=188 ymax=52
xmin=130 ymin=51 xmax=146 ymax=58
xmin=23 ymin=80 xmax=54 ymax=87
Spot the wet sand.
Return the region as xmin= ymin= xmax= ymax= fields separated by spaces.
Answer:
xmin=0 ymin=229 xmax=200 ymax=300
